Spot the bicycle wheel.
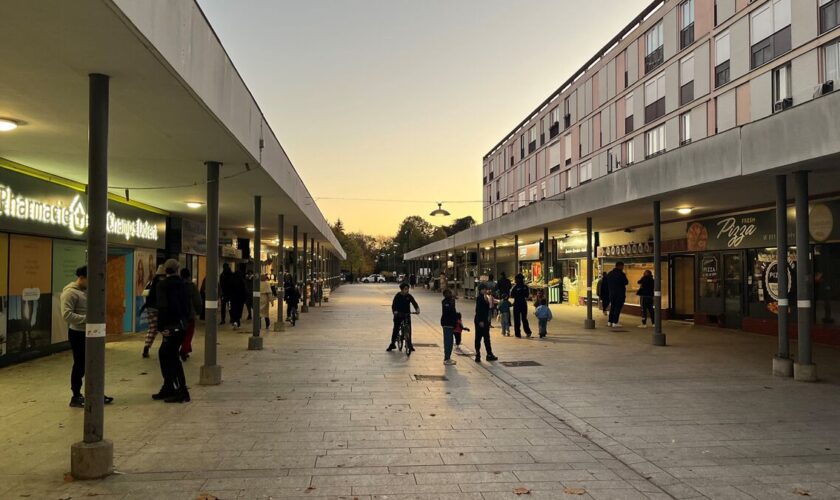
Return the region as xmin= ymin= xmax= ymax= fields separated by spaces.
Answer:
xmin=404 ymin=323 xmax=412 ymax=357
xmin=397 ymin=322 xmax=405 ymax=352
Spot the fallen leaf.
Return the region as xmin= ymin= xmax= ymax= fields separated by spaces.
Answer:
xmin=305 ymin=486 xmax=316 ymax=492
xmin=63 ymin=472 xmax=75 ymax=483
xmin=139 ymin=372 xmax=148 ymax=375
xmin=513 ymin=487 xmax=531 ymax=495
xmin=230 ymin=410 xmax=241 ymax=415
xmin=58 ymin=494 xmax=72 ymax=500
xmin=794 ymin=489 xmax=811 ymax=496
xmin=563 ymin=487 xmax=586 ymax=495
xmin=429 ymin=414 xmax=436 ymax=417
xmin=196 ymin=494 xmax=218 ymax=500
xmin=119 ymin=378 xmax=132 ymax=382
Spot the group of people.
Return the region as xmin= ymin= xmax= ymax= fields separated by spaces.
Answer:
xmin=597 ymin=261 xmax=655 ymax=328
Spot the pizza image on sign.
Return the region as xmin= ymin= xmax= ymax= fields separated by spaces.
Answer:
xmin=687 ymin=222 xmax=708 ymax=251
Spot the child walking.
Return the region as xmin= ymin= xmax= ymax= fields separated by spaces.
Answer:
xmin=535 ymin=299 xmax=553 ymax=338
xmin=454 ymin=312 xmax=470 ymax=352
xmin=498 ymin=295 xmax=512 ymax=336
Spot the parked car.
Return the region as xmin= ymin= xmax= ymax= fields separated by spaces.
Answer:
xmin=361 ymin=274 xmax=386 ymax=283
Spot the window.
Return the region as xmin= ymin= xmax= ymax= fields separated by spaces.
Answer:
xmin=750 ymin=0 xmax=791 ymax=69
xmin=715 ymin=32 xmax=731 ymax=87
xmin=821 ymin=0 xmax=840 ymax=33
xmin=518 ymin=191 xmax=527 ymax=208
xmin=528 ymin=158 xmax=537 ymax=183
xmin=826 ymin=39 xmax=840 ymax=84
xmin=645 ymin=21 xmax=665 ymax=73
xmin=644 ymin=74 xmax=666 ymax=123
xmin=680 ymin=112 xmax=692 ymax=145
xmin=564 ymin=134 xmax=572 ymax=165
xmin=625 ymin=94 xmax=634 ymax=133
xmin=549 ymin=107 xmax=561 ymax=138
xmin=680 ymin=55 xmax=695 ymax=105
xmin=566 ymin=170 xmax=572 ymax=190
xmin=563 ymin=97 xmax=572 ymax=128
xmin=579 ymin=162 xmax=592 ymax=183
xmin=520 ymin=135 xmax=525 ymax=159
xmin=625 ymin=140 xmax=635 ymax=165
xmin=680 ymin=0 xmax=695 ymax=49
xmin=540 ymin=116 xmax=548 ymax=145
xmin=528 ymin=126 xmax=537 ymax=154
xmin=540 ymin=182 xmax=547 ymax=200
xmin=772 ymin=64 xmax=792 ymax=112
xmin=645 ymin=124 xmax=666 ymax=158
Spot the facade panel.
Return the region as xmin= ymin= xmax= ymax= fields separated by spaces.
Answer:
xmin=690 ymin=102 xmax=708 ymax=141
xmin=664 ymin=6 xmax=679 ymax=61
xmin=792 ymin=0 xmax=818 ymax=47
xmin=717 ymin=0 xmax=736 ymax=24
xmin=792 ymin=50 xmax=819 ymax=107
xmin=665 ymin=62 xmax=680 ymax=113
xmin=717 ymin=88 xmax=737 ymax=131
xmin=750 ymin=70 xmax=773 ymax=120
xmin=666 ymin=116 xmax=679 ymax=151
xmin=627 ymin=40 xmax=639 ymax=84
xmin=730 ymin=16 xmax=750 ymax=80
xmin=695 ymin=40 xmax=711 ymax=97
xmin=607 ymin=59 xmax=617 ymax=99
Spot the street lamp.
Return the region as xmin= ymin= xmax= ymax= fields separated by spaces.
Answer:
xmin=430 ymin=202 xmax=450 ymax=217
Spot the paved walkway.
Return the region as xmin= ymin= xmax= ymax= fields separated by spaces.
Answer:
xmin=2 ymin=284 xmax=840 ymax=499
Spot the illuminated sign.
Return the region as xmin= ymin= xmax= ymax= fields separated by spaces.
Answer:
xmin=518 ymin=242 xmax=541 ymax=261
xmin=0 ymin=184 xmax=159 ymax=242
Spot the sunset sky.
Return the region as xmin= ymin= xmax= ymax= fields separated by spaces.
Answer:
xmin=198 ymin=0 xmax=650 ymax=237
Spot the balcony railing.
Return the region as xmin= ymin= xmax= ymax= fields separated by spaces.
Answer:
xmin=645 ymin=46 xmax=664 ymax=74
xmin=680 ymin=23 xmax=695 ymax=50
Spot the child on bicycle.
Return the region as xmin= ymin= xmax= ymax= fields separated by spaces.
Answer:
xmin=388 ymin=282 xmax=419 ymax=352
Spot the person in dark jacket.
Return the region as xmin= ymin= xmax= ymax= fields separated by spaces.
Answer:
xmin=388 ymin=283 xmax=419 ymax=352
xmin=510 ymin=273 xmax=532 ymax=338
xmin=474 ymin=284 xmax=498 ymax=362
xmin=154 ymin=259 xmax=191 ymax=403
xmin=284 ymin=279 xmax=301 ymax=325
xmin=606 ymin=262 xmax=629 ymax=327
xmin=637 ymin=269 xmax=655 ymax=328
xmin=140 ymin=265 xmax=166 ymax=358
xmin=179 ymin=268 xmax=203 ymax=361
xmin=440 ymin=288 xmax=458 ymax=365
xmin=496 ymin=272 xmax=512 ymax=298
xmin=219 ymin=263 xmax=234 ymax=325
xmin=597 ymin=272 xmax=610 ymax=316
xmin=229 ymin=268 xmax=249 ymax=329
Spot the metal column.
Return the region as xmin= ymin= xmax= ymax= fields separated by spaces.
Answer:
xmin=652 ymin=201 xmax=666 ymax=346
xmin=301 ymin=233 xmax=309 ymax=312
xmin=493 ymin=240 xmax=498 ymax=280
xmin=292 ymin=225 xmax=299 ymax=283
xmin=773 ymin=175 xmax=792 ymax=376
xmin=309 ymin=236 xmax=316 ymax=307
xmin=200 ymin=161 xmax=223 ymax=384
xmin=584 ymin=217 xmax=595 ymax=329
xmin=275 ymin=215 xmax=285 ymax=331
xmin=794 ymin=171 xmax=816 ymax=381
xmin=542 ymin=228 xmax=549 ymax=286
xmin=248 ymin=196 xmax=263 ymax=350
xmin=514 ymin=235 xmax=519 ymax=274
xmin=71 ymin=73 xmax=113 ymax=480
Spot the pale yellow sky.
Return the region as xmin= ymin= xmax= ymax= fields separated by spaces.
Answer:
xmin=198 ymin=0 xmax=650 ymax=237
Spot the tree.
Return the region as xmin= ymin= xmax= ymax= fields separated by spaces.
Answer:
xmin=444 ymin=216 xmax=475 ymax=236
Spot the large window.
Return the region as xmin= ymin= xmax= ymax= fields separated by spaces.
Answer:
xmin=680 ymin=0 xmax=695 ymax=49
xmin=564 ymin=134 xmax=572 ymax=165
xmin=550 ymin=107 xmax=561 ymax=138
xmin=826 ymin=39 xmax=840 ymax=85
xmin=625 ymin=140 xmax=635 ymax=165
xmin=820 ymin=0 xmax=840 ymax=34
xmin=625 ymin=94 xmax=635 ymax=133
xmin=579 ymin=162 xmax=592 ymax=183
xmin=715 ymin=32 xmax=731 ymax=87
xmin=563 ymin=97 xmax=572 ymax=128
xmin=750 ymin=0 xmax=791 ymax=69
xmin=528 ymin=126 xmax=537 ymax=154
xmin=646 ymin=124 xmax=666 ymax=158
xmin=644 ymin=74 xmax=666 ymax=123
xmin=645 ymin=21 xmax=665 ymax=73
xmin=680 ymin=112 xmax=692 ymax=145
xmin=680 ymin=55 xmax=695 ymax=105
xmin=520 ymin=135 xmax=525 ymax=159
xmin=772 ymin=63 xmax=792 ymax=112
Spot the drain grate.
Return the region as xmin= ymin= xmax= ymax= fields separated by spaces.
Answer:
xmin=610 ymin=329 xmax=629 ymax=332
xmin=500 ymin=360 xmax=542 ymax=367
xmin=413 ymin=374 xmax=449 ymax=381
xmin=412 ymin=343 xmax=439 ymax=347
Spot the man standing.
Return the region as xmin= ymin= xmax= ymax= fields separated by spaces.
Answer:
xmin=510 ymin=273 xmax=532 ymax=338
xmin=606 ymin=261 xmax=629 ymax=327
xmin=219 ymin=262 xmax=234 ymax=325
xmin=474 ymin=284 xmax=498 ymax=363
xmin=154 ymin=259 xmax=191 ymax=403
xmin=495 ymin=272 xmax=512 ymax=298
xmin=388 ymin=283 xmax=419 ymax=352
xmin=61 ymin=266 xmax=113 ymax=408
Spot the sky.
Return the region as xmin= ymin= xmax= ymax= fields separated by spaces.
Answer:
xmin=198 ymin=0 xmax=650 ymax=237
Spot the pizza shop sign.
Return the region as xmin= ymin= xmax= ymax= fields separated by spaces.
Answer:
xmin=0 ymin=182 xmax=162 ymax=245
xmin=686 ymin=211 xmax=777 ymax=251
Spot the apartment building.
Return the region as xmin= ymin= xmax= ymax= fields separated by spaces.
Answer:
xmin=482 ymin=0 xmax=840 ymax=222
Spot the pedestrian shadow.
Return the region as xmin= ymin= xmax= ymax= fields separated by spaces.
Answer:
xmin=527 ymin=336 xmax=606 ymax=346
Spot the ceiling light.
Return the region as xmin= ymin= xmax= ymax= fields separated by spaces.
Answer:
xmin=185 ymin=201 xmax=203 ymax=209
xmin=0 ymin=119 xmax=18 ymax=132
xmin=570 ymin=229 xmax=581 ymax=235
xmin=677 ymin=207 xmax=693 ymax=215
xmin=246 ymin=227 xmax=255 ymax=232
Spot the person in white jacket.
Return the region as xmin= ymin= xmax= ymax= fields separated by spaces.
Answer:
xmin=259 ymin=274 xmax=275 ymax=329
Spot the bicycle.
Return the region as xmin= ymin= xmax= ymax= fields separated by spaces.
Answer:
xmin=287 ymin=305 xmax=299 ymax=326
xmin=396 ymin=311 xmax=418 ymax=357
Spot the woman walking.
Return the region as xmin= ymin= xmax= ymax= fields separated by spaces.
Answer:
xmin=259 ymin=274 xmax=274 ymax=329
xmin=637 ymin=269 xmax=655 ymax=328
xmin=440 ymin=288 xmax=457 ymax=365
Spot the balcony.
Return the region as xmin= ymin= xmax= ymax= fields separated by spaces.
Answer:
xmin=680 ymin=23 xmax=695 ymax=50
xmin=644 ymin=98 xmax=665 ymax=124
xmin=549 ymin=122 xmax=560 ymax=139
xmin=751 ymin=26 xmax=791 ymax=69
xmin=645 ymin=46 xmax=664 ymax=74
xmin=528 ymin=141 xmax=537 ymax=154
xmin=563 ymin=114 xmax=571 ymax=129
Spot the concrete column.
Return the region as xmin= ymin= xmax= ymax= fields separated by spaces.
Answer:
xmin=292 ymin=225 xmax=299 ymax=283
xmin=584 ymin=217 xmax=595 ymax=329
xmin=200 ymin=161 xmax=223 ymax=384
xmin=542 ymin=227 xmax=549 ymax=286
xmin=275 ymin=214 xmax=285 ymax=331
xmin=773 ymin=175 xmax=792 ymax=376
xmin=493 ymin=240 xmax=498 ymax=279
xmin=309 ymin=236 xmax=316 ymax=307
xmin=652 ymin=201 xmax=666 ymax=346
xmin=794 ymin=171 xmax=816 ymax=381
xmin=71 ymin=73 xmax=113 ymax=480
xmin=301 ymin=233 xmax=309 ymax=313
xmin=248 ymin=196 xmax=263 ymax=350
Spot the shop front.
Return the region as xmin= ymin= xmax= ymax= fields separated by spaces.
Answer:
xmin=598 ymin=242 xmax=671 ymax=317
xmin=517 ymin=242 xmax=547 ymax=300
xmin=686 ymin=202 xmax=840 ymax=342
xmin=0 ymin=161 xmax=166 ymax=366
xmin=553 ymin=235 xmax=588 ymax=305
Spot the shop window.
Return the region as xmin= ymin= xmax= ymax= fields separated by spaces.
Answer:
xmin=680 ymin=0 xmax=695 ymax=49
xmin=645 ymin=124 xmax=666 ymax=158
xmin=680 ymin=55 xmax=695 ymax=105
xmin=715 ymin=32 xmax=731 ymax=87
xmin=820 ymin=0 xmax=840 ymax=34
xmin=750 ymin=0 xmax=791 ymax=69
xmin=699 ymin=254 xmax=722 ymax=299
xmin=644 ymin=74 xmax=666 ymax=124
xmin=645 ymin=21 xmax=665 ymax=73
xmin=772 ymin=63 xmax=792 ymax=113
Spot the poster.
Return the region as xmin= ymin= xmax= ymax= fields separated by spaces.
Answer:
xmin=7 ymin=235 xmax=52 ymax=354
xmin=0 ymin=234 xmax=8 ymax=356
xmin=134 ymin=248 xmax=156 ymax=332
xmin=51 ymin=240 xmax=87 ymax=343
